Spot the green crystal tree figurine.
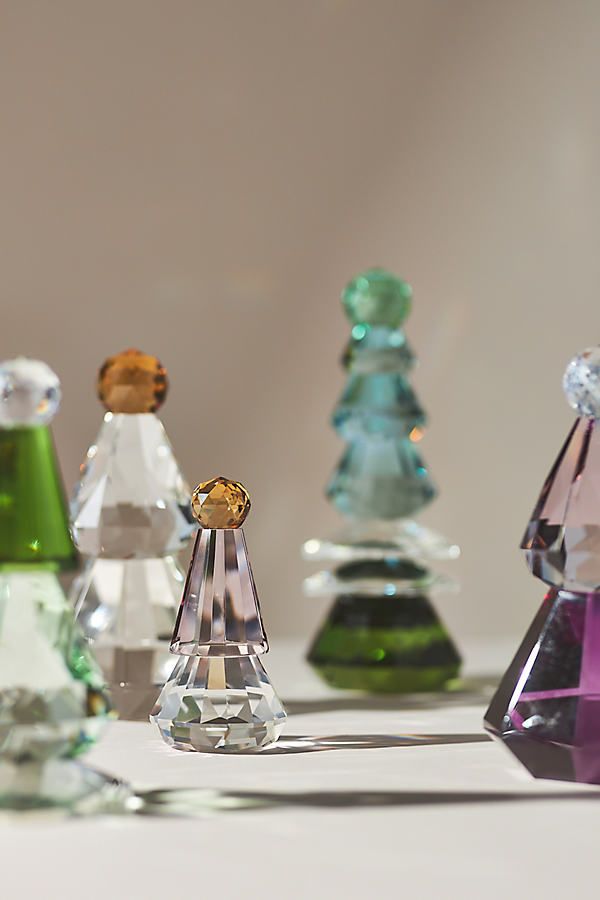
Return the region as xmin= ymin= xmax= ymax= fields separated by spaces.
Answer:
xmin=0 ymin=358 xmax=119 ymax=811
xmin=303 ymin=269 xmax=462 ymax=692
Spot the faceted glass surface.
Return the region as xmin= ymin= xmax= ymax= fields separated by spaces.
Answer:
xmin=72 ymin=556 xmax=185 ymax=720
xmin=151 ymin=655 xmax=286 ymax=752
xmin=171 ymin=528 xmax=267 ymax=657
xmin=98 ymin=348 xmax=168 ymax=414
xmin=303 ymin=559 xmax=457 ymax=598
xmin=302 ymin=520 xmax=460 ymax=564
xmin=327 ymin=436 xmax=437 ymax=520
xmin=342 ymin=268 xmax=412 ymax=328
xmin=0 ymin=570 xmax=111 ymax=763
xmin=308 ymin=593 xmax=461 ymax=693
xmin=522 ymin=417 xmax=600 ymax=590
xmin=0 ymin=358 xmax=61 ymax=427
xmin=0 ymin=426 xmax=76 ymax=569
xmin=485 ymin=589 xmax=600 ymax=784
xmin=563 ymin=346 xmax=600 ymax=418
xmin=191 ymin=476 xmax=251 ymax=529
xmin=71 ymin=412 xmax=195 ymax=558
xmin=341 ymin=326 xmax=415 ymax=374
xmin=332 ymin=372 xmax=426 ymax=439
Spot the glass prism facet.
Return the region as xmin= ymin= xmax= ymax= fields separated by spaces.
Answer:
xmin=522 ymin=418 xmax=600 ymax=591
xmin=485 ymin=589 xmax=600 ymax=784
xmin=332 ymin=372 xmax=425 ymax=439
xmin=0 ymin=570 xmax=111 ymax=763
xmin=70 ymin=412 xmax=195 ymax=558
xmin=151 ymin=655 xmax=286 ymax=752
xmin=71 ymin=556 xmax=185 ymax=720
xmin=327 ymin=436 xmax=437 ymax=520
xmin=308 ymin=592 xmax=461 ymax=692
xmin=0 ymin=427 xmax=76 ymax=569
xmin=171 ymin=528 xmax=268 ymax=657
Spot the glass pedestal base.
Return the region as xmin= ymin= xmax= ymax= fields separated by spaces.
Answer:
xmin=308 ymin=592 xmax=461 ymax=693
xmin=151 ymin=656 xmax=287 ymax=753
xmin=0 ymin=759 xmax=132 ymax=814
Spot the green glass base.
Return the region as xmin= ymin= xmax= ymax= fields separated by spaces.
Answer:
xmin=307 ymin=593 xmax=461 ymax=693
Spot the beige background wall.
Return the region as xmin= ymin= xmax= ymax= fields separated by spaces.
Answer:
xmin=2 ymin=0 xmax=599 ymax=654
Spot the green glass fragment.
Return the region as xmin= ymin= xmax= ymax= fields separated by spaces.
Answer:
xmin=0 ymin=426 xmax=76 ymax=569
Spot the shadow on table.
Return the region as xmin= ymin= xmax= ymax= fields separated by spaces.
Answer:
xmin=137 ymin=785 xmax=600 ymax=816
xmin=284 ymin=676 xmax=497 ymax=716
xmin=262 ymin=732 xmax=491 ymax=754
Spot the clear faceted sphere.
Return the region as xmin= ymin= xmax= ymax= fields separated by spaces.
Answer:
xmin=563 ymin=347 xmax=600 ymax=417
xmin=0 ymin=358 xmax=61 ymax=426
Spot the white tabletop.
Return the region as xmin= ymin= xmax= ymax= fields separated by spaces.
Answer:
xmin=3 ymin=640 xmax=599 ymax=900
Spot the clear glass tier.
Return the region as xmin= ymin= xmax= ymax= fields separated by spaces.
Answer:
xmin=70 ymin=412 xmax=196 ymax=558
xmin=302 ymin=519 xmax=459 ymax=564
xmin=71 ymin=556 xmax=185 ymax=720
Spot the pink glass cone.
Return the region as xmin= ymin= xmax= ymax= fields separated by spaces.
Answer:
xmin=485 ymin=589 xmax=600 ymax=784
xmin=170 ymin=528 xmax=268 ymax=657
xmin=522 ymin=417 xmax=600 ymax=591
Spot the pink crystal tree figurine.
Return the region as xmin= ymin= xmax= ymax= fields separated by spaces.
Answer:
xmin=485 ymin=346 xmax=600 ymax=784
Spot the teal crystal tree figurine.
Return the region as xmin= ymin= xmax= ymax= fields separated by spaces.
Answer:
xmin=0 ymin=359 xmax=118 ymax=811
xmin=70 ymin=349 xmax=196 ymax=721
xmin=152 ymin=476 xmax=286 ymax=752
xmin=485 ymin=346 xmax=600 ymax=784
xmin=303 ymin=269 xmax=461 ymax=692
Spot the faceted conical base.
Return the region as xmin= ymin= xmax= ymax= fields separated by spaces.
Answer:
xmin=0 ymin=570 xmax=111 ymax=760
xmin=327 ymin=437 xmax=436 ymax=520
xmin=308 ymin=593 xmax=461 ymax=693
xmin=0 ymin=759 xmax=131 ymax=813
xmin=151 ymin=656 xmax=286 ymax=752
xmin=485 ymin=589 xmax=600 ymax=785
xmin=71 ymin=557 xmax=184 ymax=720
xmin=0 ymin=426 xmax=76 ymax=569
xmin=70 ymin=412 xmax=195 ymax=558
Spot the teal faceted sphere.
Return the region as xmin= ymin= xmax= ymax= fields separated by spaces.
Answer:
xmin=341 ymin=268 xmax=412 ymax=327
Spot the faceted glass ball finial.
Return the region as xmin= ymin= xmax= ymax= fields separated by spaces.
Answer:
xmin=0 ymin=358 xmax=61 ymax=427
xmin=97 ymin=348 xmax=168 ymax=414
xmin=563 ymin=346 xmax=600 ymax=418
xmin=191 ymin=477 xmax=251 ymax=529
xmin=342 ymin=268 xmax=412 ymax=328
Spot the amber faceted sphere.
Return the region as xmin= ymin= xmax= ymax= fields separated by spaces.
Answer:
xmin=191 ymin=476 xmax=251 ymax=529
xmin=97 ymin=349 xmax=168 ymax=413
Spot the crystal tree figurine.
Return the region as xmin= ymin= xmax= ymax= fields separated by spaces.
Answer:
xmin=485 ymin=346 xmax=600 ymax=784
xmin=70 ymin=349 xmax=196 ymax=721
xmin=0 ymin=359 xmax=116 ymax=811
xmin=152 ymin=476 xmax=286 ymax=752
xmin=303 ymin=268 xmax=461 ymax=692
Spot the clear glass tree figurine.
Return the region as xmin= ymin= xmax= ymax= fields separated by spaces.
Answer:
xmin=303 ymin=269 xmax=461 ymax=692
xmin=152 ymin=476 xmax=286 ymax=752
xmin=70 ymin=349 xmax=196 ymax=720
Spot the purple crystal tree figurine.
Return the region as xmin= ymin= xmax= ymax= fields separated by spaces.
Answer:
xmin=485 ymin=346 xmax=600 ymax=784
